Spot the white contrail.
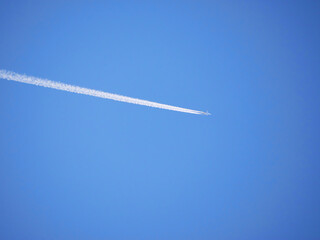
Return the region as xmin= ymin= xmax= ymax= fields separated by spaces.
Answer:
xmin=0 ymin=70 xmax=210 ymax=115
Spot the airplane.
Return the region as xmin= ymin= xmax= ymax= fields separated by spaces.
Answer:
xmin=202 ymin=111 xmax=211 ymax=116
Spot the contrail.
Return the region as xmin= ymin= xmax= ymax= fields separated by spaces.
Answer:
xmin=0 ymin=70 xmax=210 ymax=115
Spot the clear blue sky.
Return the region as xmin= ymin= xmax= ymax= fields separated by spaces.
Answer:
xmin=0 ymin=1 xmax=319 ymax=239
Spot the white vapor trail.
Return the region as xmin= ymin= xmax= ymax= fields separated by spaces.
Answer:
xmin=0 ymin=70 xmax=209 ymax=115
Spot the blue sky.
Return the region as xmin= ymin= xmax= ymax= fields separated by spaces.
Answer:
xmin=0 ymin=1 xmax=319 ymax=239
